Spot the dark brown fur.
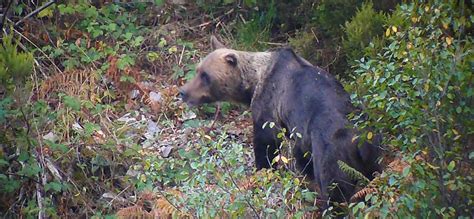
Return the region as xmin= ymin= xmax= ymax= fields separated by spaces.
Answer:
xmin=179 ymin=36 xmax=381 ymax=210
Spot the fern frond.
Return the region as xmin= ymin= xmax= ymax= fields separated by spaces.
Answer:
xmin=38 ymin=69 xmax=99 ymax=100
xmin=337 ymin=160 xmax=370 ymax=186
xmin=350 ymin=187 xmax=377 ymax=202
xmin=116 ymin=205 xmax=154 ymax=219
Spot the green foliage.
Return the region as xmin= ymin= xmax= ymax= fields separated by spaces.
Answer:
xmin=3 ymin=0 xmax=472 ymax=217
xmin=288 ymin=31 xmax=319 ymax=64
xmin=349 ymin=1 xmax=473 ymax=217
xmin=235 ymin=1 xmax=276 ymax=50
xmin=41 ymin=2 xmax=148 ymax=70
xmin=0 ymin=34 xmax=34 ymax=89
xmin=337 ymin=160 xmax=370 ymax=186
xmin=137 ymin=132 xmax=317 ymax=217
xmin=313 ymin=0 xmax=364 ymax=38
xmin=343 ymin=2 xmax=386 ymax=66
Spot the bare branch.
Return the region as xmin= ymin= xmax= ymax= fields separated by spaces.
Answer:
xmin=14 ymin=0 xmax=57 ymax=27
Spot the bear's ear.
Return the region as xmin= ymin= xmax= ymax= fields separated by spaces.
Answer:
xmin=211 ymin=35 xmax=226 ymax=50
xmin=224 ymin=53 xmax=237 ymax=66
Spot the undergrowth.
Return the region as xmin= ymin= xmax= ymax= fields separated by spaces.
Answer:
xmin=0 ymin=0 xmax=472 ymax=218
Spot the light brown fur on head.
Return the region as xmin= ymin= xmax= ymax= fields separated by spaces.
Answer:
xmin=179 ymin=36 xmax=272 ymax=106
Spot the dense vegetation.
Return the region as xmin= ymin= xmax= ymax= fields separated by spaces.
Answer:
xmin=0 ymin=0 xmax=472 ymax=218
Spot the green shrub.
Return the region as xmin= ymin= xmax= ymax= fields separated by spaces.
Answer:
xmin=235 ymin=1 xmax=276 ymax=50
xmin=349 ymin=1 xmax=473 ymax=217
xmin=313 ymin=0 xmax=364 ymax=38
xmin=288 ymin=31 xmax=319 ymax=64
xmin=136 ymin=131 xmax=318 ymax=218
xmin=0 ymin=34 xmax=33 ymax=90
xmin=343 ymin=2 xmax=386 ymax=66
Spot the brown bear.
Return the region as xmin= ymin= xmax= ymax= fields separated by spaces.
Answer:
xmin=179 ymin=36 xmax=381 ymax=209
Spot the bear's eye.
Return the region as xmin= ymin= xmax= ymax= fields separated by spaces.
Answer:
xmin=200 ymin=72 xmax=210 ymax=84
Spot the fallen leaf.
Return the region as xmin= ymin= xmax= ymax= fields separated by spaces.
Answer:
xmin=161 ymin=146 xmax=173 ymax=158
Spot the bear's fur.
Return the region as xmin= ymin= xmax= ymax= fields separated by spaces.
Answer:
xmin=179 ymin=36 xmax=381 ymax=208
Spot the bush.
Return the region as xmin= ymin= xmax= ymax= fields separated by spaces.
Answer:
xmin=0 ymin=34 xmax=33 ymax=90
xmin=343 ymin=2 xmax=386 ymax=67
xmin=129 ymin=130 xmax=318 ymax=218
xmin=348 ymin=1 xmax=473 ymax=217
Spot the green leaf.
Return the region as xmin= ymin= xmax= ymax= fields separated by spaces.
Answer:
xmin=405 ymin=196 xmax=415 ymax=211
xmin=38 ymin=6 xmax=54 ymax=18
xmin=154 ymin=0 xmax=165 ymax=6
xmin=83 ymin=122 xmax=100 ymax=136
xmin=119 ymin=75 xmax=136 ymax=83
xmin=183 ymin=119 xmax=201 ymax=128
xmin=63 ymin=96 xmax=81 ymax=111
xmin=117 ymin=55 xmax=135 ymax=70
xmin=18 ymin=151 xmax=29 ymax=162
xmin=19 ymin=163 xmax=41 ymax=177
xmin=402 ymin=166 xmax=410 ymax=177
xmin=50 ymin=143 xmax=69 ymax=153
xmin=190 ymin=162 xmax=199 ymax=169
xmin=388 ymin=176 xmax=396 ymax=186
xmin=0 ymin=159 xmax=9 ymax=167
xmin=45 ymin=181 xmax=63 ymax=192
xmin=107 ymin=23 xmax=117 ymax=31
xmin=447 ymin=161 xmax=455 ymax=172
xmin=132 ymin=36 xmax=144 ymax=47
xmin=277 ymin=132 xmax=284 ymax=139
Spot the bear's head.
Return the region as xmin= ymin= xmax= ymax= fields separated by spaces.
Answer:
xmin=179 ymin=36 xmax=252 ymax=106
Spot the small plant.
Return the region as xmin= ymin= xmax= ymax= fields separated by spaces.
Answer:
xmin=0 ymin=34 xmax=33 ymax=91
xmin=343 ymin=2 xmax=386 ymax=66
xmin=134 ymin=130 xmax=317 ymax=218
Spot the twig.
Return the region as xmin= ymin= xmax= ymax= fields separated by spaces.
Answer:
xmin=1 ymin=0 xmax=14 ymax=32
xmin=154 ymin=189 xmax=185 ymax=215
xmin=178 ymin=45 xmax=185 ymax=65
xmin=11 ymin=28 xmax=62 ymax=74
xmin=2 ymin=172 xmax=41 ymax=183
xmin=257 ymin=41 xmax=287 ymax=46
xmin=14 ymin=0 xmax=57 ymax=27
xmin=20 ymin=107 xmax=46 ymax=219
xmin=311 ymin=28 xmax=319 ymax=43
xmin=208 ymin=103 xmax=220 ymax=131
xmin=217 ymin=152 xmax=261 ymax=219
xmin=107 ymin=185 xmax=131 ymax=206
xmin=323 ymin=46 xmax=341 ymax=70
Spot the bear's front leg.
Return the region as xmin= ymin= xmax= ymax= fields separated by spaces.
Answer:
xmin=252 ymin=121 xmax=280 ymax=170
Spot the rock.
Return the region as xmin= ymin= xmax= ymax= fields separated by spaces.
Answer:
xmin=149 ymin=91 xmax=162 ymax=103
xmin=181 ymin=110 xmax=196 ymax=121
xmin=130 ymin=89 xmax=140 ymax=99
xmin=72 ymin=122 xmax=83 ymax=132
xmin=144 ymin=121 xmax=160 ymax=139
xmin=149 ymin=91 xmax=162 ymax=114
xmin=126 ymin=165 xmax=142 ymax=177
xmin=43 ymin=132 xmax=57 ymax=142
xmin=160 ymin=146 xmax=173 ymax=158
